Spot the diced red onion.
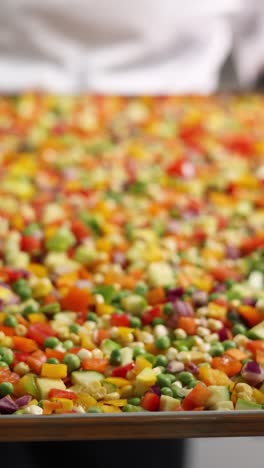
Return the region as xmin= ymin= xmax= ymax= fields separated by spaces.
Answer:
xmin=15 ymin=395 xmax=32 ymax=408
xmin=241 ymin=361 xmax=264 ymax=386
xmin=212 ymin=283 xmax=226 ymax=293
xmin=225 ymin=245 xmax=240 ymax=260
xmin=243 ymin=297 xmax=257 ymax=306
xmin=192 ymin=291 xmax=208 ymax=307
xmin=173 ymin=300 xmax=194 ymax=317
xmin=166 ymin=288 xmax=184 ymax=301
xmin=150 ymin=385 xmax=161 ymax=396
xmin=0 ymin=396 xmax=18 ymax=414
xmin=167 ymin=361 xmax=184 ymax=373
xmin=185 ymin=362 xmax=199 ymax=375
xmin=218 ymin=327 xmax=229 ymax=342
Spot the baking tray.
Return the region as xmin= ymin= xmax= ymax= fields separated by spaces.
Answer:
xmin=1 ymin=411 xmax=264 ymax=441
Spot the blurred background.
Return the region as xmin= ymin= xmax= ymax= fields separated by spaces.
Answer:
xmin=1 ymin=1 xmax=264 ymax=467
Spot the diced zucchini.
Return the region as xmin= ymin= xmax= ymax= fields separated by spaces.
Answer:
xmin=121 ymin=295 xmax=147 ymax=315
xmin=147 ymin=262 xmax=174 ymax=287
xmin=36 ymin=378 xmax=66 ymax=399
xmin=211 ymin=401 xmax=234 ymax=411
xmin=248 ymin=320 xmax=264 ymax=340
xmin=206 ymin=386 xmax=230 ymax=408
xmin=159 ymin=395 xmax=181 ymax=411
xmin=101 ymin=339 xmax=121 ymax=357
xmin=235 ymin=398 xmax=262 ymax=410
xmin=71 ymin=371 xmax=104 ymax=387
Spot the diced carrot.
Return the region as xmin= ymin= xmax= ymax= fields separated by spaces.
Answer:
xmin=0 ymin=325 xmax=15 ymax=336
xmin=95 ymin=329 xmax=110 ymax=344
xmin=224 ymin=348 xmax=247 ymax=361
xmin=177 ymin=316 xmax=197 ymax=335
xmin=43 ymin=400 xmax=63 ymax=415
xmin=82 ymin=358 xmax=108 ymax=373
xmin=12 ymin=336 xmax=38 ymax=353
xmin=212 ymin=355 xmax=242 ymax=377
xmin=256 ymin=349 xmax=264 ymax=364
xmin=147 ymin=287 xmax=166 ymax=306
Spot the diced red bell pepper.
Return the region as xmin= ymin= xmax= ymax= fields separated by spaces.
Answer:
xmin=141 ymin=392 xmax=160 ymax=411
xmin=26 ymin=322 xmax=56 ymax=345
xmin=27 ymin=350 xmax=47 ymax=374
xmin=240 ymin=235 xmax=264 ymax=255
xmin=210 ymin=266 xmax=239 ymax=282
xmin=238 ymin=305 xmax=263 ymax=327
xmin=48 ymin=388 xmax=78 ymax=400
xmin=223 ymin=134 xmax=254 ymax=156
xmin=20 ymin=235 xmax=42 ymax=254
xmin=111 ymin=362 xmax=135 ymax=378
xmin=13 ymin=336 xmax=39 ymax=353
xmin=45 ymin=348 xmax=65 ymax=361
xmin=0 ymin=325 xmax=15 ymax=336
xmin=182 ymin=383 xmax=211 ymax=411
xmin=110 ymin=314 xmax=130 ymax=327
xmin=166 ymin=158 xmax=195 ymax=179
xmin=71 ymin=220 xmax=91 ymax=241
xmin=142 ymin=307 xmax=161 ymax=325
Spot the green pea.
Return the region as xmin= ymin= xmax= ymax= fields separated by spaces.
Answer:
xmin=127 ymin=397 xmax=141 ymax=406
xmin=209 ymin=342 xmax=224 ymax=357
xmin=161 ymin=387 xmax=173 ymax=397
xmin=0 ymin=382 xmax=13 ymax=397
xmin=4 ymin=315 xmax=17 ymax=328
xmin=187 ymin=380 xmax=198 ymax=389
xmin=142 ymin=353 xmax=155 ymax=365
xmin=225 ymin=279 xmax=235 ymax=289
xmin=152 ymin=318 xmax=165 ymax=326
xmin=209 ymin=293 xmax=221 ymax=301
xmin=155 ymin=336 xmax=170 ymax=350
xmin=154 ymin=355 xmax=168 ymax=368
xmin=122 ymin=404 xmax=141 ymax=413
xmin=171 ymin=386 xmax=185 ymax=399
xmin=166 ymin=373 xmax=176 ymax=383
xmin=12 ymin=279 xmax=32 ymax=300
xmin=43 ymin=337 xmax=60 ymax=349
xmin=242 ymin=358 xmax=252 ymax=365
xmin=87 ymin=407 xmax=103 ymax=413
xmin=0 ymin=347 xmax=14 ymax=366
xmin=157 ymin=374 xmax=172 ymax=388
xmin=130 ymin=317 xmax=142 ymax=328
xmin=38 ymin=400 xmax=44 ymax=408
xmin=163 ymin=303 xmax=173 ymax=316
xmin=110 ymin=349 xmax=122 ymax=365
xmin=178 ymin=371 xmax=194 ymax=386
xmin=86 ymin=312 xmax=98 ymax=323
xmin=41 ymin=302 xmax=61 ymax=315
xmin=174 ymin=342 xmax=189 ymax=352
xmin=134 ymin=284 xmax=148 ymax=296
xmin=69 ymin=324 xmax=80 ymax=333
xmin=132 ymin=347 xmax=145 ymax=359
xmin=47 ymin=358 xmax=59 ymax=364
xmin=63 ymin=340 xmax=74 ymax=350
xmin=62 ymin=353 xmax=81 ymax=372
xmin=233 ymin=323 xmax=247 ymax=336
xmin=0 ymin=361 xmax=8 ymax=368
xmin=223 ymin=340 xmax=236 ymax=351
xmin=22 ymin=303 xmax=39 ymax=316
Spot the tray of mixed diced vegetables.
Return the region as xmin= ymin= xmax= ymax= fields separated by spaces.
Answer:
xmin=0 ymin=93 xmax=264 ymax=440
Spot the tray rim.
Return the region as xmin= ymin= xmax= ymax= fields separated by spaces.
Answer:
xmin=1 ymin=410 xmax=264 ymax=441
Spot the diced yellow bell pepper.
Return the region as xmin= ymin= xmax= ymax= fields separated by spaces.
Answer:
xmin=104 ymin=377 xmax=130 ymax=387
xmin=208 ymin=302 xmax=227 ymax=319
xmin=134 ymin=368 xmax=159 ymax=396
xmin=76 ymin=393 xmax=97 ymax=411
xmin=199 ymin=366 xmax=231 ymax=386
xmin=28 ymin=263 xmax=48 ymax=278
xmin=97 ymin=404 xmax=121 ymax=413
xmin=135 ymin=356 xmax=152 ymax=373
xmin=28 ymin=313 xmax=47 ymax=324
xmin=41 ymin=363 xmax=67 ymax=379
xmin=53 ymin=398 xmax=74 ymax=413
xmin=80 ymin=334 xmax=96 ymax=350
xmin=0 ymin=313 xmax=6 ymax=323
xmin=118 ymin=327 xmax=134 ymax=339
xmin=29 ymin=399 xmax=39 ymax=406
xmin=96 ymin=303 xmax=115 ymax=316
xmin=104 ymin=399 xmax=127 ymax=407
xmin=252 ymin=388 xmax=264 ymax=404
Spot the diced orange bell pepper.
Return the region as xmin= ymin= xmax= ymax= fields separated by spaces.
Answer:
xmin=43 ymin=400 xmax=63 ymax=415
xmin=147 ymin=287 xmax=166 ymax=306
xmin=60 ymin=287 xmax=92 ymax=313
xmin=45 ymin=348 xmax=65 ymax=361
xmin=224 ymin=348 xmax=248 ymax=361
xmin=177 ymin=316 xmax=197 ymax=335
xmin=182 ymin=383 xmax=211 ymax=410
xmin=211 ymin=355 xmax=242 ymax=377
xmin=238 ymin=305 xmax=263 ymax=327
xmin=27 ymin=350 xmax=47 ymax=374
xmin=198 ymin=366 xmax=232 ymax=386
xmin=0 ymin=325 xmax=15 ymax=336
xmin=12 ymin=336 xmax=38 ymax=353
xmin=41 ymin=363 xmax=67 ymax=379
xmin=82 ymin=358 xmax=108 ymax=373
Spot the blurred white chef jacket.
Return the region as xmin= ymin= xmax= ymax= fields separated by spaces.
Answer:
xmin=0 ymin=0 xmax=264 ymax=94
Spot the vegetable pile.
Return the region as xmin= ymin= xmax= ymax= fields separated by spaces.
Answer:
xmin=0 ymin=94 xmax=264 ymax=414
